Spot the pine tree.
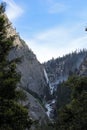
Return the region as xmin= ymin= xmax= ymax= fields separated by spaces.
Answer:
xmin=0 ymin=3 xmax=32 ymax=130
xmin=56 ymin=76 xmax=87 ymax=130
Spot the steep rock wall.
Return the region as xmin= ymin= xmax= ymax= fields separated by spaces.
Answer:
xmin=4 ymin=15 xmax=50 ymax=128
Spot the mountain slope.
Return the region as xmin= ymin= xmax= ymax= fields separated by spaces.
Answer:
xmin=44 ymin=50 xmax=87 ymax=119
xmin=44 ymin=50 xmax=87 ymax=92
xmin=3 ymin=12 xmax=87 ymax=128
xmin=4 ymin=14 xmax=50 ymax=129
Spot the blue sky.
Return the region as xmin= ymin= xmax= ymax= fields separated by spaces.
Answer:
xmin=1 ymin=0 xmax=87 ymax=62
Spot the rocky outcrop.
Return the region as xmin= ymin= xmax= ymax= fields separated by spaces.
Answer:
xmin=79 ymin=56 xmax=87 ymax=76
xmin=44 ymin=50 xmax=87 ymax=90
xmin=7 ymin=35 xmax=47 ymax=99
xmin=3 ymin=14 xmax=48 ymax=99
xmin=44 ymin=50 xmax=87 ymax=119
xmin=4 ymin=15 xmax=50 ymax=129
xmin=18 ymin=88 xmax=49 ymax=130
xmin=8 ymin=42 xmax=47 ymax=98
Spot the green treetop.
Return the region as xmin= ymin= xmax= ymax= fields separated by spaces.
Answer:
xmin=0 ymin=3 xmax=32 ymax=130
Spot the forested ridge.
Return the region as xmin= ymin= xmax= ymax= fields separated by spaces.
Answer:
xmin=55 ymin=76 xmax=87 ymax=130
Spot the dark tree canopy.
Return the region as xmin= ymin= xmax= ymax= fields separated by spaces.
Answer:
xmin=0 ymin=3 xmax=32 ymax=130
xmin=56 ymin=76 xmax=87 ymax=130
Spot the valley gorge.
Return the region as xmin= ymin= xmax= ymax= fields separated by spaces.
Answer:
xmin=0 ymin=4 xmax=87 ymax=130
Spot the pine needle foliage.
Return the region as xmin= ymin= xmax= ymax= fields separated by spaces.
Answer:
xmin=0 ymin=3 xmax=32 ymax=130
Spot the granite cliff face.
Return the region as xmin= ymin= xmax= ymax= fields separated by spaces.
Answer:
xmin=6 ymin=21 xmax=47 ymax=98
xmin=8 ymin=39 xmax=47 ymax=98
xmin=79 ymin=56 xmax=87 ymax=76
xmin=5 ymin=15 xmax=50 ymax=129
xmin=44 ymin=50 xmax=87 ymax=119
xmin=44 ymin=50 xmax=87 ymax=92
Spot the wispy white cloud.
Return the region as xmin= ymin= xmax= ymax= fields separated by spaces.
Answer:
xmin=29 ymin=26 xmax=70 ymax=48
xmin=2 ymin=0 xmax=23 ymax=20
xmin=39 ymin=0 xmax=68 ymax=14
xmin=49 ymin=2 xmax=67 ymax=14
xmin=26 ymin=24 xmax=87 ymax=63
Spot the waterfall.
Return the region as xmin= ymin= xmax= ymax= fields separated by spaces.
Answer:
xmin=44 ymin=69 xmax=54 ymax=94
xmin=43 ymin=69 xmax=49 ymax=84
